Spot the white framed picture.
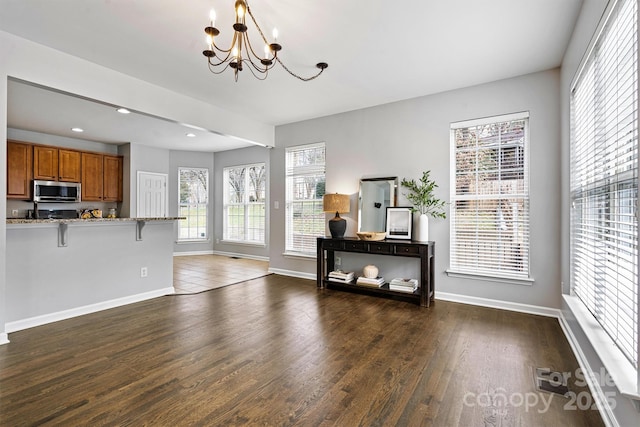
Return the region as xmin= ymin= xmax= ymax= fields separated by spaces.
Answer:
xmin=386 ymin=207 xmax=412 ymax=240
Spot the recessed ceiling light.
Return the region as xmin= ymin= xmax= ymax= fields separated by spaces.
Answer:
xmin=71 ymin=127 xmax=84 ymax=133
xmin=116 ymin=108 xmax=131 ymax=114
xmin=186 ymin=133 xmax=196 ymax=138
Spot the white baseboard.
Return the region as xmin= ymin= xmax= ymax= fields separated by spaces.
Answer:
xmin=211 ymin=250 xmax=269 ymax=262
xmin=173 ymin=250 xmax=214 ymax=256
xmin=173 ymin=250 xmax=269 ymax=262
xmin=269 ymin=268 xmax=315 ymax=281
xmin=435 ymin=291 xmax=561 ymax=318
xmin=5 ymin=287 xmax=175 ymax=334
xmin=0 ymin=333 xmax=9 ymax=345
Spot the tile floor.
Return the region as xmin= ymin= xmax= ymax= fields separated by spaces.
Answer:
xmin=173 ymin=254 xmax=270 ymax=294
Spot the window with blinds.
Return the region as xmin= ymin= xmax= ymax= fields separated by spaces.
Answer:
xmin=570 ymin=0 xmax=638 ymax=369
xmin=450 ymin=112 xmax=530 ymax=280
xmin=285 ymin=143 xmax=326 ymax=256
xmin=223 ymin=163 xmax=266 ymax=244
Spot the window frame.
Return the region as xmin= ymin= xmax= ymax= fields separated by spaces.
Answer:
xmin=448 ymin=111 xmax=532 ymax=284
xmin=177 ymin=167 xmax=209 ymax=242
xmin=284 ymin=142 xmax=326 ymax=257
xmin=222 ymin=162 xmax=267 ymax=245
xmin=568 ymin=0 xmax=638 ymax=389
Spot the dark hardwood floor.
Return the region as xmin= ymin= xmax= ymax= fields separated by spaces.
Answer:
xmin=0 ymin=275 xmax=604 ymax=426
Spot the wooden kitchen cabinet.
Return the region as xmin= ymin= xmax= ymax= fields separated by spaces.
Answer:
xmin=103 ymin=155 xmax=123 ymax=202
xmin=58 ymin=149 xmax=82 ymax=182
xmin=33 ymin=145 xmax=58 ymax=181
xmin=81 ymin=152 xmax=104 ymax=201
xmin=8 ymin=141 xmax=123 ymax=202
xmin=7 ymin=140 xmax=33 ymax=199
xmin=33 ymin=145 xmax=81 ymax=182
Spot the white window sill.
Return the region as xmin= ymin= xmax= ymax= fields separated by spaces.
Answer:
xmin=283 ymin=252 xmax=316 ymax=260
xmin=220 ymin=239 xmax=266 ymax=248
xmin=563 ymin=294 xmax=640 ymax=401
xmin=176 ymin=239 xmax=210 ymax=244
xmin=446 ymin=269 xmax=534 ymax=286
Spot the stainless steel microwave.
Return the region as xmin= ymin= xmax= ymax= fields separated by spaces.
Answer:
xmin=33 ymin=180 xmax=81 ymax=203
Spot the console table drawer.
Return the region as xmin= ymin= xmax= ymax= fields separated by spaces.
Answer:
xmin=344 ymin=241 xmax=368 ymax=251
xmin=323 ymin=240 xmax=345 ymax=250
xmin=395 ymin=245 xmax=421 ymax=255
xmin=369 ymin=243 xmax=392 ymax=254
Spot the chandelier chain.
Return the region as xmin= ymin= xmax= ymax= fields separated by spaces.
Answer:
xmin=247 ymin=7 xmax=323 ymax=81
xmin=275 ymin=57 xmax=324 ymax=82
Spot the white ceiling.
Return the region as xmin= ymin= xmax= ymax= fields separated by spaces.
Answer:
xmin=0 ymin=0 xmax=583 ymax=152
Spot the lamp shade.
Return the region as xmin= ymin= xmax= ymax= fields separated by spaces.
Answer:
xmin=322 ymin=193 xmax=350 ymax=214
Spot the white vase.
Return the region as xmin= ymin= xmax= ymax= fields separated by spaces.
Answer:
xmin=363 ymin=265 xmax=379 ymax=278
xmin=417 ymin=213 xmax=429 ymax=242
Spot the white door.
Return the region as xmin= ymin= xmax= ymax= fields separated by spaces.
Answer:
xmin=137 ymin=171 xmax=168 ymax=217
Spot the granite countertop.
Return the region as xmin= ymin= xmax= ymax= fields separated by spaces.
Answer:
xmin=7 ymin=217 xmax=185 ymax=225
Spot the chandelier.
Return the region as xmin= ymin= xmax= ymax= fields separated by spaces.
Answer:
xmin=202 ymin=0 xmax=328 ymax=82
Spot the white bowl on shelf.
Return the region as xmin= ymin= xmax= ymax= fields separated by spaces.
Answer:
xmin=356 ymin=231 xmax=386 ymax=241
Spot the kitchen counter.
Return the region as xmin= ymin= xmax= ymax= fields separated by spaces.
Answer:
xmin=6 ymin=216 xmax=184 ymax=225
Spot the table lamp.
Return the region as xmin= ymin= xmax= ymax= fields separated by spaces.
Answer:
xmin=323 ymin=193 xmax=350 ymax=238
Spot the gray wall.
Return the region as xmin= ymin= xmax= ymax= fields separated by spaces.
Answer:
xmin=213 ymin=145 xmax=271 ymax=259
xmin=560 ymin=0 xmax=640 ymax=425
xmin=169 ymin=149 xmax=215 ymax=253
xmin=127 ymin=144 xmax=170 ymax=218
xmin=271 ymin=68 xmax=562 ymax=308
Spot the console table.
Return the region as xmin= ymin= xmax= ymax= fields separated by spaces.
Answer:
xmin=317 ymin=237 xmax=435 ymax=307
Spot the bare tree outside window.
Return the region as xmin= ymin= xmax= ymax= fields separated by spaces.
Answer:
xmin=450 ymin=114 xmax=530 ymax=279
xmin=179 ymin=168 xmax=209 ymax=240
xmin=223 ymin=163 xmax=266 ymax=243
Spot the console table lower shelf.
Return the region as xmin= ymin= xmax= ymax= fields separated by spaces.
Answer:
xmin=317 ymin=237 xmax=435 ymax=307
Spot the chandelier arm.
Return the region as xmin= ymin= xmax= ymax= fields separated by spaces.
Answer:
xmin=211 ymin=37 xmax=234 ymax=54
xmin=243 ymin=60 xmax=269 ymax=80
xmin=275 ymin=57 xmax=326 ymax=82
xmin=242 ymin=30 xmax=271 ymax=65
xmin=207 ymin=61 xmax=233 ymax=75
xmin=206 ymin=49 xmax=234 ymax=67
xmin=213 ymin=30 xmax=242 ymax=57
xmin=246 ymin=55 xmax=276 ymax=75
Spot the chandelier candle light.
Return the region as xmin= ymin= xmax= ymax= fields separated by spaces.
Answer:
xmin=323 ymin=193 xmax=350 ymax=239
xmin=203 ymin=0 xmax=328 ymax=81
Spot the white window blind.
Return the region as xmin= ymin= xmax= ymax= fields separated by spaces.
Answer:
xmin=570 ymin=0 xmax=638 ymax=368
xmin=285 ymin=143 xmax=326 ymax=256
xmin=178 ymin=167 xmax=209 ymax=241
xmin=223 ymin=163 xmax=266 ymax=244
xmin=450 ymin=112 xmax=530 ymax=280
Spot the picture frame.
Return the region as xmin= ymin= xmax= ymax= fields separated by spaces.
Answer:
xmin=385 ymin=207 xmax=412 ymax=240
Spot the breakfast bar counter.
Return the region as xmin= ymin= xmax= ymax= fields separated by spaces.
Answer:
xmin=6 ymin=216 xmax=183 ymax=225
xmin=5 ymin=217 xmax=182 ymax=335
